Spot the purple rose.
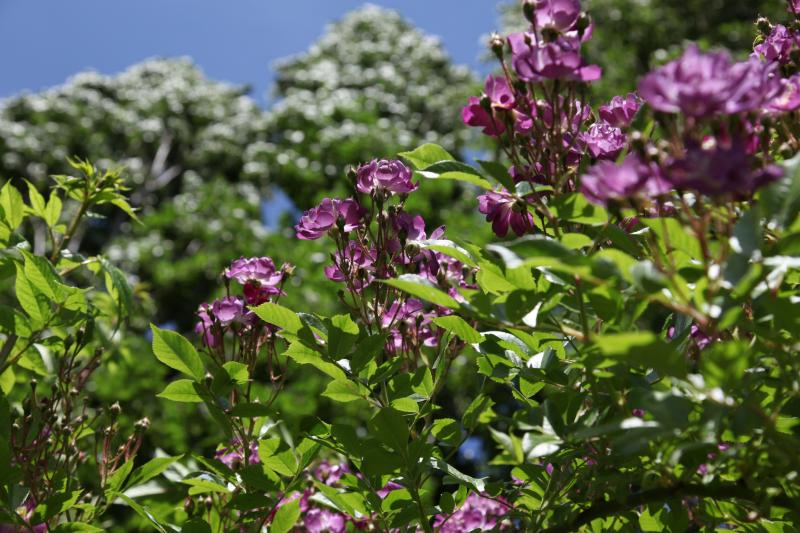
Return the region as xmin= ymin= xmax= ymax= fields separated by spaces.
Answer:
xmin=215 ymin=438 xmax=260 ymax=469
xmin=295 ymin=198 xmax=364 ymax=240
xmin=765 ymin=74 xmax=800 ymax=112
xmin=534 ymin=0 xmax=581 ymax=32
xmin=638 ymin=44 xmax=781 ymax=117
xmin=581 ymin=121 xmax=626 ymax=160
xmin=753 ymin=24 xmax=799 ymax=64
xmin=580 ymin=153 xmax=669 ymax=205
xmin=665 ymin=138 xmax=782 ymax=196
xmin=303 ymin=508 xmax=346 ymax=533
xmin=356 ymin=159 xmax=417 ymax=194
xmin=508 ymin=32 xmax=601 ymax=83
xmin=432 ymin=493 xmax=510 ymax=533
xmin=224 ymin=256 xmax=284 ymax=304
xmin=478 ymin=189 xmax=536 ymax=237
xmin=485 ymin=75 xmax=516 ymax=109
xmin=598 ymin=92 xmax=641 ymax=127
xmin=463 ymin=96 xmax=506 ymax=136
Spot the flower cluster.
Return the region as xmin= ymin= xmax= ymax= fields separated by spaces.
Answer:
xmin=195 ymin=256 xmax=290 ymax=349
xmin=295 ymin=159 xmax=476 ymax=357
xmin=432 ymin=493 xmax=510 ymax=532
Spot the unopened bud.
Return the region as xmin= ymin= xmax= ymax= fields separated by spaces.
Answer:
xmin=346 ymin=166 xmax=358 ymax=184
xmin=110 ymin=402 xmax=122 ymax=418
xmin=576 ymin=13 xmax=592 ymax=38
xmin=756 ymin=17 xmax=772 ymax=36
xmin=184 ymin=497 xmax=195 ymax=515
xmin=522 ymin=0 xmax=537 ymax=25
xmin=489 ymin=33 xmax=505 ymax=60
xmin=203 ymin=496 xmax=213 ymax=510
xmin=134 ymin=417 xmax=150 ymax=432
xmin=204 ymin=373 xmax=214 ymax=388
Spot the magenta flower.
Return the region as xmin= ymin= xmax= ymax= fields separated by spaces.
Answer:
xmin=463 ymin=96 xmax=506 ymax=136
xmin=303 ymin=508 xmax=346 ymax=533
xmin=215 ymin=438 xmax=259 ymax=469
xmin=765 ymin=74 xmax=800 ymax=112
xmin=580 ymin=153 xmax=669 ymax=205
xmin=534 ymin=0 xmax=581 ymax=33
xmin=665 ymin=138 xmax=782 ymax=196
xmin=598 ymin=93 xmax=641 ymax=127
xmin=224 ymin=256 xmax=284 ymax=304
xmin=508 ymin=33 xmax=601 ymax=82
xmin=295 ymin=198 xmax=364 ymax=240
xmin=478 ymin=189 xmax=535 ymax=237
xmin=485 ymin=75 xmax=516 ymax=109
xmin=638 ymin=45 xmax=781 ymax=117
xmin=356 ymin=159 xmax=417 ymax=194
xmin=432 ymin=493 xmax=510 ymax=532
xmin=581 ymin=121 xmax=626 ymax=160
xmin=753 ymin=24 xmax=799 ymax=64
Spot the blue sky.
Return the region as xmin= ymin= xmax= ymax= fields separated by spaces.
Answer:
xmin=0 ymin=0 xmax=500 ymax=104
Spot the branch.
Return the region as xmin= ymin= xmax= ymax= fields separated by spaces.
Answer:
xmin=541 ymin=482 xmax=798 ymax=533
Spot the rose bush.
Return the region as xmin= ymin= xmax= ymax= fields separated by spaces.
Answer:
xmin=3 ymin=0 xmax=800 ymax=531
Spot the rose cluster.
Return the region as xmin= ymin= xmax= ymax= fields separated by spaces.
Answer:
xmin=295 ymin=159 xmax=476 ymax=356
xmin=195 ymin=256 xmax=290 ymax=349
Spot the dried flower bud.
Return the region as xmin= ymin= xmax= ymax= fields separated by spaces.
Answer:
xmin=489 ymin=32 xmax=504 ymax=60
xmin=756 ymin=17 xmax=772 ymax=36
xmin=184 ymin=497 xmax=195 ymax=515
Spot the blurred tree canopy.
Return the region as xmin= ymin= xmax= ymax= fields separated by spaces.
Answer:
xmin=0 ymin=6 xmax=482 ymax=329
xmin=250 ymin=5 xmax=478 ymax=209
xmin=500 ymin=0 xmax=785 ymax=100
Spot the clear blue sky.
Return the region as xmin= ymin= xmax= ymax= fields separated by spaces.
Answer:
xmin=0 ymin=0 xmax=500 ymax=105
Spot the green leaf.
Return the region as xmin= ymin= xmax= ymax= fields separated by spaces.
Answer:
xmin=15 ymin=262 xmax=49 ymax=326
xmin=327 ymin=314 xmax=359 ymax=357
xmin=284 ymin=342 xmax=346 ymax=381
xmin=157 ymin=379 xmax=203 ymax=403
xmin=182 ymin=477 xmax=230 ymax=494
xmin=101 ymin=257 xmax=134 ymax=318
xmin=463 ymin=394 xmax=495 ymax=429
xmin=24 ymin=180 xmax=46 ymax=217
xmin=369 ymin=407 xmax=409 ymax=453
xmin=44 ymin=191 xmax=63 ymax=228
xmin=420 ymin=171 xmax=492 ymax=190
xmin=476 ymin=159 xmax=515 ymax=190
xmin=33 ymin=490 xmax=83 ymax=522
xmin=594 ymin=332 xmax=686 ymax=377
xmin=150 ymin=324 xmax=204 ymax=381
xmin=382 ymin=274 xmax=459 ymax=309
xmin=124 ymin=456 xmax=180 ymax=490
xmin=429 ymin=457 xmax=486 ymax=492
xmin=270 ymin=497 xmax=301 ymax=533
xmin=113 ymin=493 xmax=168 ymax=533
xmin=420 ymin=240 xmax=477 ymax=267
xmin=20 ymin=249 xmax=64 ymax=300
xmin=349 ymin=333 xmax=386 ymax=374
xmin=105 ymin=460 xmax=135 ymax=494
xmin=251 ymin=302 xmax=302 ymax=334
xmin=0 ymin=182 xmax=25 ymax=232
xmin=223 ymin=361 xmax=249 ymax=384
xmin=433 ymin=315 xmax=482 ymax=343
xmin=700 ymin=341 xmax=748 ymax=389
xmin=322 ymin=379 xmax=366 ymax=403
xmin=550 ymin=193 xmax=608 ymax=225
xmin=398 ymin=143 xmax=454 ymax=169
xmin=431 ymin=418 xmax=461 ymax=446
